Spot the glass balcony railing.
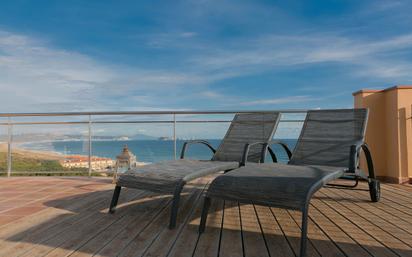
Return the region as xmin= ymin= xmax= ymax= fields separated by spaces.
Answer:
xmin=0 ymin=110 xmax=307 ymax=176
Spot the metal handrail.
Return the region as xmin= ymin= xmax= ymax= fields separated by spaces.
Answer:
xmin=1 ymin=110 xmax=307 ymax=177
xmin=0 ymin=119 xmax=305 ymax=126
xmin=0 ymin=109 xmax=309 ymax=117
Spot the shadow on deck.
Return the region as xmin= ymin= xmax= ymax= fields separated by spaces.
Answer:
xmin=0 ymin=176 xmax=411 ymax=257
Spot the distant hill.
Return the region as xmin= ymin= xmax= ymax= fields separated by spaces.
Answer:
xmin=129 ymin=134 xmax=157 ymax=140
xmin=0 ymin=133 xmax=157 ymax=143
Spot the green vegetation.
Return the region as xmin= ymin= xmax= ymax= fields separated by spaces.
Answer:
xmin=0 ymin=152 xmax=104 ymax=176
xmin=0 ymin=152 xmax=63 ymax=171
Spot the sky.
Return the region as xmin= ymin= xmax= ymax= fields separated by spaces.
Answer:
xmin=0 ymin=0 xmax=412 ymax=115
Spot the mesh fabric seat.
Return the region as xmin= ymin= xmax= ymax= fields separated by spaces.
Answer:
xmin=117 ymin=160 xmax=239 ymax=194
xmin=109 ymin=112 xmax=281 ymax=229
xmin=200 ymin=109 xmax=379 ymax=257
xmin=206 ymin=163 xmax=344 ymax=210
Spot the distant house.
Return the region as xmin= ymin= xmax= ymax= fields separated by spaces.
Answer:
xmin=61 ymin=155 xmax=115 ymax=171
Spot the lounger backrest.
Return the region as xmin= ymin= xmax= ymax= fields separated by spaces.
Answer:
xmin=212 ymin=112 xmax=281 ymax=163
xmin=289 ymin=109 xmax=368 ymax=168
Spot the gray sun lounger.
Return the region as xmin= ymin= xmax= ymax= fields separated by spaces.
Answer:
xmin=199 ymin=108 xmax=380 ymax=257
xmin=109 ymin=112 xmax=281 ymax=228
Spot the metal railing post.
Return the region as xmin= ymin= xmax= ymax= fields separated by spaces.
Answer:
xmin=7 ymin=117 xmax=12 ymax=177
xmin=173 ymin=114 xmax=177 ymax=160
xmin=88 ymin=115 xmax=92 ymax=176
xmin=0 ymin=110 xmax=307 ymax=176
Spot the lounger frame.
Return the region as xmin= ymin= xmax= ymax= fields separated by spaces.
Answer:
xmin=199 ymin=108 xmax=380 ymax=257
xmin=109 ymin=112 xmax=281 ymax=228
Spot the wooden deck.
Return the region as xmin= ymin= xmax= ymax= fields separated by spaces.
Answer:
xmin=0 ymin=176 xmax=411 ymax=257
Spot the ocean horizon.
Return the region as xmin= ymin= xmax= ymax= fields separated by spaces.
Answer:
xmin=21 ymin=139 xmax=297 ymax=164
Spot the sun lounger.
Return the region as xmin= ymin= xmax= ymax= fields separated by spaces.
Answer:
xmin=109 ymin=112 xmax=281 ymax=228
xmin=199 ymin=109 xmax=380 ymax=257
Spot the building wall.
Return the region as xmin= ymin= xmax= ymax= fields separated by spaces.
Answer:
xmin=354 ymin=90 xmax=387 ymax=178
xmin=397 ymin=89 xmax=412 ymax=181
xmin=353 ymin=86 xmax=412 ymax=183
xmin=386 ymin=89 xmax=400 ymax=182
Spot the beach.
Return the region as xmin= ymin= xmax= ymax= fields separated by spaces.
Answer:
xmin=0 ymin=143 xmax=64 ymax=161
xmin=0 ymin=139 xmax=297 ymax=174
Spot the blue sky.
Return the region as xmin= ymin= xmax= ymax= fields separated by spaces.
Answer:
xmin=0 ymin=0 xmax=412 ymax=113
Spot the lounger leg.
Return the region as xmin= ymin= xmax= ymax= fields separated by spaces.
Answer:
xmin=109 ymin=185 xmax=121 ymax=214
xmin=199 ymin=196 xmax=211 ymax=233
xmin=299 ymin=206 xmax=309 ymax=257
xmin=169 ymin=181 xmax=186 ymax=229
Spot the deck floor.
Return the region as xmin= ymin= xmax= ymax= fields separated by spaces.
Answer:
xmin=0 ymin=176 xmax=411 ymax=257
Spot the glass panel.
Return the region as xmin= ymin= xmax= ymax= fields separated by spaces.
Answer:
xmin=271 ymin=113 xmax=306 ymax=163
xmin=9 ymin=120 xmax=89 ymax=176
xmin=0 ymin=117 xmax=9 ymax=176
xmin=0 ymin=112 xmax=307 ymax=175
xmin=176 ymin=114 xmax=233 ymax=160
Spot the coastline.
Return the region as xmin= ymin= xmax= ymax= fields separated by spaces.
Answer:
xmin=0 ymin=143 xmax=64 ymax=161
xmin=0 ymin=142 xmax=149 ymax=171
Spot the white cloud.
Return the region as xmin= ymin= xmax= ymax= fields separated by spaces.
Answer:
xmin=193 ymin=33 xmax=412 ymax=81
xmin=237 ymin=96 xmax=315 ymax=106
xmin=198 ymin=91 xmax=225 ymax=99
xmin=2 ymin=27 xmax=412 ymax=114
xmin=0 ymin=30 xmax=205 ymax=112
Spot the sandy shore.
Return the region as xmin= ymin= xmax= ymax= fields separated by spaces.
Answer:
xmin=0 ymin=143 xmax=65 ymax=160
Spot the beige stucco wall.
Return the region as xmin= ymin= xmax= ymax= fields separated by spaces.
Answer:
xmin=397 ymin=89 xmax=412 ymax=181
xmin=354 ymin=86 xmax=412 ymax=183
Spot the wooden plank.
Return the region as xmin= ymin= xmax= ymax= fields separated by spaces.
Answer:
xmin=322 ymin=186 xmax=412 ymax=245
xmin=0 ymin=187 xmax=131 ymax=257
xmin=218 ymin=201 xmax=244 ymax=257
xmin=140 ymin=181 xmax=207 ymax=257
xmin=254 ymin=205 xmax=294 ymax=257
xmin=1 ymin=178 xmax=412 ymax=257
xmin=369 ymin=196 xmax=412 ymax=222
xmin=382 ymin=183 xmax=412 ymax=196
xmin=116 ymin=181 xmax=202 ymax=256
xmin=385 ymin=184 xmax=412 ymax=192
xmin=239 ymin=203 xmax=269 ymax=257
xmin=0 ymin=186 xmax=110 ymax=239
xmin=326 ymin=182 xmax=412 ymax=223
xmin=192 ymin=199 xmax=224 ymax=257
xmin=319 ymin=188 xmax=412 ymax=256
xmin=311 ymin=195 xmax=399 ymax=257
xmin=0 ymin=180 xmax=101 ymax=228
xmin=336 ymin=185 xmax=412 ymax=225
xmin=379 ymin=188 xmax=412 ymax=206
xmin=370 ymin=183 xmax=412 ymax=208
xmin=68 ymin=194 xmax=172 ymax=257
xmin=306 ymin=201 xmax=372 ymax=257
xmin=43 ymin=188 xmax=160 ymax=257
xmin=271 ymin=208 xmax=321 ymax=257
xmin=14 ymin=189 xmax=144 ymax=257
xmin=0 ymin=181 xmax=69 ymax=207
xmin=100 ymin=198 xmax=171 ymax=257
xmin=288 ymin=209 xmax=346 ymax=257
xmin=167 ymin=187 xmax=210 ymax=257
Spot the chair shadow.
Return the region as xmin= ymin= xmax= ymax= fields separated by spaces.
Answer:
xmin=190 ymin=223 xmax=412 ymax=257
xmin=3 ymin=184 xmax=411 ymax=257
xmin=4 ymin=185 xmax=203 ymax=256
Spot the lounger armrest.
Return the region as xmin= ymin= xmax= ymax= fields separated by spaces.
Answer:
xmin=180 ymin=140 xmax=216 ymax=159
xmin=240 ymin=141 xmax=269 ymax=166
xmin=349 ymin=141 xmax=376 ymax=179
xmin=266 ymin=140 xmax=293 ymax=162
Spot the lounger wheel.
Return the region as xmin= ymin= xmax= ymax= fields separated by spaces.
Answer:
xmin=368 ymin=179 xmax=380 ymax=202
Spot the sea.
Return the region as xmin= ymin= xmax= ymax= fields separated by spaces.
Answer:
xmin=21 ymin=139 xmax=297 ymax=164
